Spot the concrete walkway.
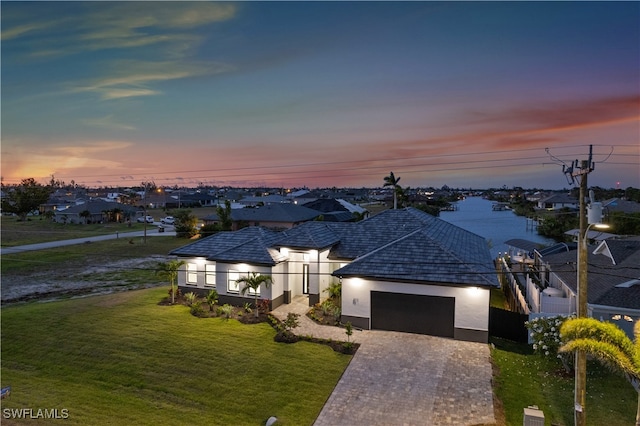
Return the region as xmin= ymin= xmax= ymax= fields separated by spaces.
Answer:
xmin=271 ymin=297 xmax=496 ymax=426
xmin=0 ymin=227 xmax=176 ymax=255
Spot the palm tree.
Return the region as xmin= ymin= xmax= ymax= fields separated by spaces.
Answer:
xmin=79 ymin=209 xmax=91 ymax=224
xmin=157 ymin=260 xmax=186 ymax=304
xmin=560 ymin=318 xmax=640 ymax=426
xmin=383 ymin=172 xmax=401 ymax=209
xmin=237 ymin=272 xmax=273 ymax=317
xmin=205 ymin=289 xmax=218 ymax=312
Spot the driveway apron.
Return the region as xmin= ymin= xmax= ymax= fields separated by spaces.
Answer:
xmin=272 ymin=299 xmax=495 ymax=426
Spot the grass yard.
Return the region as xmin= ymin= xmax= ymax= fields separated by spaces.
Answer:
xmin=1 ymin=237 xmax=186 ymax=277
xmin=0 ymin=206 xmax=219 ymax=247
xmin=491 ymin=337 xmax=637 ymax=425
xmin=1 ymin=287 xmax=352 ymax=425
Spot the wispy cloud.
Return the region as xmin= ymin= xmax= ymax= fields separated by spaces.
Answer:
xmin=3 ymin=3 xmax=238 ymax=59
xmin=82 ymin=115 xmax=136 ymax=130
xmin=70 ymin=59 xmax=233 ymax=100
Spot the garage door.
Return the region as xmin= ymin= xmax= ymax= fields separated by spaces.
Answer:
xmin=371 ymin=291 xmax=455 ymax=337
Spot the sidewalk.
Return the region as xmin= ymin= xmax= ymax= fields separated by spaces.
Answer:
xmin=0 ymin=228 xmax=176 ymax=255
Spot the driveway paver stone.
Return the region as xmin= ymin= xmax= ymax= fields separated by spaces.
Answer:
xmin=272 ymin=297 xmax=495 ymax=426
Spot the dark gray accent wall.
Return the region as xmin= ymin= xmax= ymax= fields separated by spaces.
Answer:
xmin=309 ymin=293 xmax=320 ymax=306
xmin=454 ymin=328 xmax=488 ymax=343
xmin=341 ymin=315 xmax=369 ymax=330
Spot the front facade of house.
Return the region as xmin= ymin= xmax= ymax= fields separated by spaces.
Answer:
xmin=171 ymin=208 xmax=499 ymax=343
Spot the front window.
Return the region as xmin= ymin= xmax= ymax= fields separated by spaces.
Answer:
xmin=205 ymin=264 xmax=216 ymax=287
xmin=247 ymin=281 xmax=259 ymax=296
xmin=228 ymin=270 xmax=240 ymax=293
xmin=186 ymin=263 xmax=197 ymax=284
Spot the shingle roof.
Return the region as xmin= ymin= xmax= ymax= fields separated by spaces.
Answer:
xmin=171 ymin=207 xmax=499 ymax=287
xmin=204 ymin=203 xmax=320 ymax=224
xmin=55 ymin=200 xmax=137 ymax=215
xmin=170 ymin=227 xmax=286 ymax=266
xmin=276 ymin=222 xmax=342 ymax=250
xmin=505 ymin=239 xmax=550 ymax=253
xmin=332 ymin=208 xmax=499 ymax=287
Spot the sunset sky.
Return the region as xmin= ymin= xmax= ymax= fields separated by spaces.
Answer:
xmin=2 ymin=1 xmax=639 ymax=189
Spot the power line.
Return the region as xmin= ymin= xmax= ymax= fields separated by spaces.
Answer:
xmin=5 ymin=144 xmax=636 ymax=186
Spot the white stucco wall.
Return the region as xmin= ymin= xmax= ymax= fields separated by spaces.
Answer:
xmin=178 ymin=259 xmax=276 ymax=300
xmin=341 ymin=277 xmax=491 ymax=331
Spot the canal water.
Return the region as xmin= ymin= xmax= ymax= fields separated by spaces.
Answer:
xmin=439 ymin=196 xmax=555 ymax=258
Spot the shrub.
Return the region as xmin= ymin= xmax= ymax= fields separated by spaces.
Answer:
xmin=273 ymin=313 xmax=300 ymax=343
xmin=190 ymin=302 xmax=206 ymax=317
xmin=243 ymin=302 xmax=253 ymax=314
xmin=324 ymin=281 xmax=342 ymax=300
xmin=257 ymin=298 xmax=270 ymax=314
xmin=526 ymin=314 xmax=574 ymax=372
xmin=320 ymin=299 xmax=335 ymax=316
xmin=217 ymin=304 xmax=234 ymax=320
xmin=184 ymin=292 xmax=199 ymax=306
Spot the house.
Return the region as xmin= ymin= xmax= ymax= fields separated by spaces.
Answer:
xmin=203 ymin=203 xmax=322 ymax=230
xmin=602 ymin=198 xmax=640 ymax=215
xmin=301 ymin=198 xmax=369 ymax=221
xmin=53 ymin=200 xmax=138 ymax=224
xmin=536 ymin=193 xmax=579 ymax=210
xmin=530 ymin=237 xmax=640 ymax=338
xmin=170 ymin=207 xmax=499 ymax=343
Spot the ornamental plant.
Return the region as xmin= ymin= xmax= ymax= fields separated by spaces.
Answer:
xmin=525 ymin=314 xmax=575 ymax=372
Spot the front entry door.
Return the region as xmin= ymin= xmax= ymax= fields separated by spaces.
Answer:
xmin=302 ymin=264 xmax=309 ymax=294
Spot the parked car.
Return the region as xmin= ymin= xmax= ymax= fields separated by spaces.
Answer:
xmin=137 ymin=215 xmax=154 ymax=223
xmin=161 ymin=216 xmax=175 ymax=225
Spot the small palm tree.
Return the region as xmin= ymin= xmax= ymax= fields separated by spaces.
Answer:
xmin=383 ymin=171 xmax=401 ymax=209
xmin=206 ymin=289 xmax=219 ymax=312
xmin=560 ymin=318 xmax=640 ymax=426
xmin=157 ymin=260 xmax=186 ymax=304
xmin=237 ymin=272 xmax=273 ymax=318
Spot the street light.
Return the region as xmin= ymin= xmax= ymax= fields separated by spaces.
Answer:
xmin=574 ymin=199 xmax=609 ymax=425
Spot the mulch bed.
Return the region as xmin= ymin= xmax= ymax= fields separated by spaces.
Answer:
xmin=161 ymin=295 xmax=358 ymax=354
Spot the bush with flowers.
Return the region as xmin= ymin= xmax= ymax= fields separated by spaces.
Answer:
xmin=525 ymin=314 xmax=575 ymax=372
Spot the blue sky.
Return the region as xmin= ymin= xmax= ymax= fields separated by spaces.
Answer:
xmin=2 ymin=1 xmax=638 ymax=189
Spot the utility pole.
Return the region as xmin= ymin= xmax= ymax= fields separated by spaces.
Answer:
xmin=564 ymin=145 xmax=594 ymax=426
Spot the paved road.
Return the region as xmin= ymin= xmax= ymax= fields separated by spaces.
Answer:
xmin=0 ymin=225 xmax=176 ymax=255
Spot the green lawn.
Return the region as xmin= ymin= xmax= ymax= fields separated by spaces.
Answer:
xmin=1 ymin=287 xmax=352 ymax=425
xmin=0 ymin=237 xmax=186 ymax=277
xmin=491 ymin=337 xmax=637 ymax=425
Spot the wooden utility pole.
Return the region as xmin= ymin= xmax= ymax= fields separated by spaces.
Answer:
xmin=570 ymin=147 xmax=594 ymax=426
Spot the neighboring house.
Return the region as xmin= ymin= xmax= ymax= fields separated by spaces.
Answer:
xmin=170 ymin=208 xmax=499 ymax=343
xmin=530 ymin=237 xmax=640 ymax=338
xmin=301 ymin=198 xmax=369 ymax=222
xmin=536 ymin=193 xmax=579 ymax=210
xmin=602 ymin=198 xmax=640 ymax=215
xmin=203 ymin=203 xmax=322 ymax=230
xmin=53 ymin=200 xmax=138 ymax=224
xmin=238 ymin=194 xmax=287 ymax=207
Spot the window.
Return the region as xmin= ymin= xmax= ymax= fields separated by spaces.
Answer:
xmin=186 ymin=263 xmax=198 ymax=284
xmin=205 ymin=264 xmax=216 ymax=287
xmin=228 ymin=270 xmax=240 ymax=293
xmin=247 ymin=281 xmax=259 ymax=296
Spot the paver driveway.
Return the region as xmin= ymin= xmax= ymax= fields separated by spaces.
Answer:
xmin=313 ymin=331 xmax=495 ymax=426
xmin=272 ymin=298 xmax=496 ymax=426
